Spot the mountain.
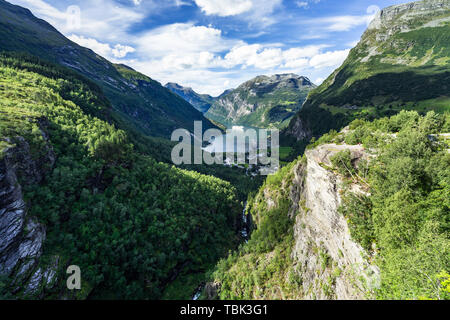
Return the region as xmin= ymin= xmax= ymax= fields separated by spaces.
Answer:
xmin=286 ymin=0 xmax=450 ymax=142
xmin=0 ymin=0 xmax=217 ymax=138
xmin=165 ymin=82 xmax=215 ymax=113
xmin=218 ymin=89 xmax=234 ymax=98
xmin=205 ymin=74 xmax=316 ymax=129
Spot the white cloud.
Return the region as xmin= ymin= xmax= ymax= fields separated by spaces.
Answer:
xmin=194 ymin=0 xmax=253 ymax=16
xmin=307 ymin=8 xmax=380 ymax=33
xmin=174 ymin=0 xmax=193 ymax=6
xmin=314 ymin=77 xmax=324 ymax=85
xmin=124 ymin=20 xmax=351 ymax=95
xmin=296 ymin=2 xmax=308 ymax=8
xmin=139 ymin=23 xmax=240 ymax=54
xmin=9 ymin=0 xmax=145 ymax=41
xmin=221 ymin=44 xmax=332 ymax=70
xmin=68 ymin=35 xmax=135 ymax=60
xmin=7 ymin=0 xmax=356 ymax=96
xmin=296 ymin=0 xmax=321 ymax=9
xmin=309 ymin=49 xmax=350 ymax=69
xmin=194 ymin=0 xmax=282 ymax=27
xmin=322 ymin=15 xmax=375 ymax=32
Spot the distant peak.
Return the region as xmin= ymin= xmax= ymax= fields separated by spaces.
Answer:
xmin=165 ymin=82 xmax=193 ymax=91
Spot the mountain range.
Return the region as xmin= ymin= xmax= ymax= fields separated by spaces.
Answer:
xmin=166 ymin=74 xmax=315 ymax=130
xmin=0 ymin=0 xmax=217 ymax=138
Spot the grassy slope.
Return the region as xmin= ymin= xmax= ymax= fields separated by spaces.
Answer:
xmin=286 ymin=8 xmax=450 ymax=140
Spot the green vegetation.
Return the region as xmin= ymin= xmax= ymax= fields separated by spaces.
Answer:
xmin=285 ymin=11 xmax=450 ymax=145
xmin=206 ymin=75 xmax=315 ymax=129
xmin=0 ymin=0 xmax=217 ymax=139
xmin=334 ymin=111 xmax=449 ymax=299
xmin=210 ymin=160 xmax=304 ymax=299
xmin=213 ymin=111 xmax=449 ymax=301
xmin=279 ymin=147 xmax=293 ymax=165
xmin=0 ymin=53 xmax=242 ymax=299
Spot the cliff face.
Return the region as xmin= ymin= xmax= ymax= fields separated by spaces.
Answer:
xmin=368 ymin=0 xmax=450 ymax=37
xmin=211 ymin=138 xmax=380 ymax=300
xmin=0 ymin=118 xmax=58 ymax=297
xmin=289 ymin=144 xmax=379 ymax=299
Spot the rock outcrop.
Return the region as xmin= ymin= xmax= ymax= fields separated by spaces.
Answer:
xmin=288 ymin=144 xmax=379 ymax=300
xmin=368 ymin=0 xmax=450 ymax=37
xmin=165 ymin=83 xmax=215 ymax=114
xmin=0 ymin=118 xmax=58 ymax=297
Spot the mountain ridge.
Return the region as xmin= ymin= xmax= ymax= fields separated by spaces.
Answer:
xmin=165 ymin=82 xmax=215 ymax=113
xmin=206 ymin=73 xmax=316 ymax=129
xmin=0 ymin=0 xmax=217 ymax=138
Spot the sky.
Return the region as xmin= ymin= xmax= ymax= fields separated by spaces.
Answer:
xmin=7 ymin=0 xmax=408 ymax=96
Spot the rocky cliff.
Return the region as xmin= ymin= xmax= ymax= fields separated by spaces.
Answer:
xmin=0 ymin=118 xmax=58 ymax=298
xmin=289 ymin=144 xmax=379 ymax=299
xmin=211 ymin=137 xmax=379 ymax=300
xmin=206 ymin=74 xmax=315 ymax=129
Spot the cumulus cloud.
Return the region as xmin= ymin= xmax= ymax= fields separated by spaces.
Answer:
xmin=220 ymin=44 xmax=335 ymax=70
xmin=136 ymin=23 xmax=241 ymax=57
xmin=194 ymin=0 xmax=253 ymax=16
xmin=7 ymin=0 xmax=356 ymax=95
xmin=68 ymin=35 xmax=135 ymax=60
xmin=127 ymin=22 xmax=350 ymax=95
xmin=309 ymin=49 xmax=350 ymax=69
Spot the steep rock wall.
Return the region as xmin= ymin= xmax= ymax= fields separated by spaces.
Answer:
xmin=289 ymin=144 xmax=379 ymax=299
xmin=0 ymin=119 xmax=58 ymax=297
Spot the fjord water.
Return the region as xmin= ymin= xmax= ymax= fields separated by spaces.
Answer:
xmin=203 ymin=126 xmax=270 ymax=153
xmin=203 ymin=126 xmax=259 ymax=154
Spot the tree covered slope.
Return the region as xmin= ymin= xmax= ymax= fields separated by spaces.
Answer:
xmin=206 ymin=74 xmax=315 ymax=129
xmin=0 ymin=0 xmax=217 ymax=138
xmin=286 ymin=0 xmax=450 ymax=142
xmin=0 ymin=53 xmax=242 ymax=299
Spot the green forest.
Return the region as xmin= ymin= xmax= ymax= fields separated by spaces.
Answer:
xmin=0 ymin=53 xmax=244 ymax=299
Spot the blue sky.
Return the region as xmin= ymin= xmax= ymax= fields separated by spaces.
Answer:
xmin=8 ymin=0 xmax=407 ymax=95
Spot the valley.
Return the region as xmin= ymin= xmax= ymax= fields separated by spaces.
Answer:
xmin=0 ymin=0 xmax=449 ymax=301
